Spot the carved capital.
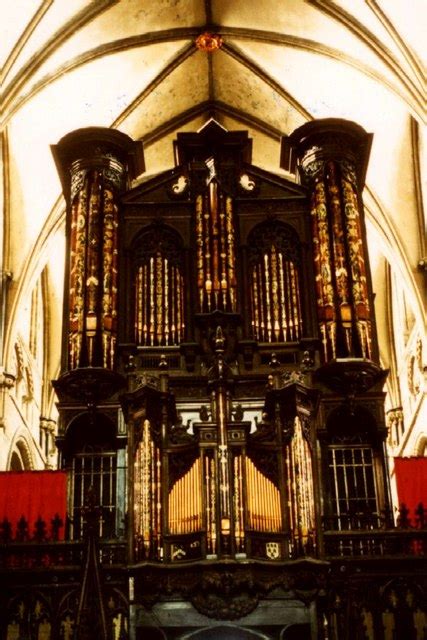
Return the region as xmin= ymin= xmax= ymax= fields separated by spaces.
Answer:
xmin=0 ymin=370 xmax=16 ymax=430
xmin=281 ymin=118 xmax=372 ymax=188
xmin=0 ymin=369 xmax=15 ymax=390
xmin=52 ymin=126 xmax=144 ymax=203
xmin=40 ymin=416 xmax=57 ymax=433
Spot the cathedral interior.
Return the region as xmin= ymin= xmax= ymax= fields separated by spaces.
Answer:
xmin=0 ymin=2 xmax=426 ymax=638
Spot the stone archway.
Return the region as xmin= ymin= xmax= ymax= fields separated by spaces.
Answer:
xmin=182 ymin=625 xmax=270 ymax=640
xmin=8 ymin=437 xmax=33 ymax=470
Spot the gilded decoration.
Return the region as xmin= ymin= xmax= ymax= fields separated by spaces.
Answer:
xmin=195 ymin=32 xmax=223 ymax=53
xmin=248 ymin=221 xmax=302 ymax=343
xmin=68 ymin=169 xmax=120 ymax=369
xmin=196 ymin=180 xmax=237 ymax=313
xmin=309 ymin=159 xmax=372 ymax=361
xmin=133 ymin=225 xmax=185 ymax=346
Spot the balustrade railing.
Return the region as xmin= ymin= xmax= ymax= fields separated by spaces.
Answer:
xmin=0 ymin=514 xmax=126 ymax=570
xmin=322 ymin=503 xmax=427 ymax=558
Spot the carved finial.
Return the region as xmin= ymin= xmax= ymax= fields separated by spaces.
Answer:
xmin=268 ymin=353 xmax=282 ymax=389
xmin=159 ymin=354 xmax=168 ymax=370
xmin=269 ymin=353 xmax=280 ymax=369
xmin=214 ymin=326 xmax=226 ymax=354
xmin=301 ymin=350 xmax=314 ymax=371
xmin=125 ymin=354 xmax=136 ymax=372
xmin=205 ymin=156 xmax=217 ymax=185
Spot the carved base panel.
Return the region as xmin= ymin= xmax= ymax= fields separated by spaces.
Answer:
xmin=133 ymin=599 xmax=313 ymax=639
xmin=130 ymin=559 xmax=326 ymax=638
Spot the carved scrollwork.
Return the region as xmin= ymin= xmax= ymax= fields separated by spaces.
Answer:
xmin=168 ymin=414 xmax=194 ymax=445
xmin=191 ymin=570 xmax=259 ymax=620
xmin=282 ymin=370 xmax=306 ymax=386
xmin=168 ymin=174 xmax=189 ymax=199
xmin=251 ymin=413 xmax=276 ymax=443
xmin=238 ymin=173 xmax=258 ymax=196
xmin=247 ymin=219 xmax=301 ymax=266
xmin=70 ymin=169 xmax=87 ymax=201
xmin=282 ymin=417 xmax=295 ymax=444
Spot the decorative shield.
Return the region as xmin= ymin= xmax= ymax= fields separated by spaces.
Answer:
xmin=266 ymin=541 xmax=280 ymax=559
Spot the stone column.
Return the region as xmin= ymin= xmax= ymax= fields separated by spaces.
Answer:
xmin=282 ymin=119 xmax=376 ymax=363
xmin=52 ymin=128 xmax=144 ymax=372
xmin=39 ymin=417 xmax=57 ymax=468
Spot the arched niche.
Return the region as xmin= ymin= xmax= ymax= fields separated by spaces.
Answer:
xmin=246 ymin=220 xmax=303 ymax=344
xmin=130 ymin=223 xmax=185 ymax=347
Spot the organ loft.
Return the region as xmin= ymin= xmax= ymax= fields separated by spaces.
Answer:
xmin=1 ymin=118 xmax=426 ymax=640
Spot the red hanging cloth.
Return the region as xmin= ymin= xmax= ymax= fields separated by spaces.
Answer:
xmin=394 ymin=457 xmax=427 ymax=525
xmin=0 ymin=471 xmax=67 ymax=539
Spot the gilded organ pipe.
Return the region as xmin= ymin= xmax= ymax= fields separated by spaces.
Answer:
xmin=219 ymin=193 xmax=228 ymax=309
xmin=246 ymin=457 xmax=281 ymax=532
xmin=196 ymin=195 xmax=205 ymax=310
xmin=85 ymin=173 xmax=101 ymax=365
xmin=257 ymin=263 xmax=265 ymax=341
xmin=250 ymin=238 xmax=302 ymax=344
xmin=168 ymin=459 xmax=202 ymax=535
xmin=288 ymin=119 xmax=375 ymax=362
xmin=340 ymin=165 xmax=372 ymax=358
xmin=134 ymin=251 xmax=185 ymax=347
xmin=196 ymin=184 xmax=237 ymax=313
xmin=264 ymin=253 xmax=272 ymax=341
xmin=271 ymin=246 xmax=280 ymax=341
xmin=69 ymin=186 xmax=87 ymax=369
xmin=286 ymin=417 xmax=315 ymax=554
xmin=225 ymin=197 xmax=237 ymax=311
xmin=205 ymin=456 xmax=212 ymax=552
xmin=233 ymin=455 xmax=245 ymax=551
xmin=134 ymin=420 xmax=162 ymax=559
xmin=164 ymin=258 xmax=169 ymax=345
xmin=210 ymin=457 xmax=217 ymax=554
xmin=278 ymin=253 xmax=288 ymax=340
xmin=54 ymin=126 xmax=140 ymax=371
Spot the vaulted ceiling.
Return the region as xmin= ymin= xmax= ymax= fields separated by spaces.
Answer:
xmin=1 ymin=0 xmax=425 ymax=384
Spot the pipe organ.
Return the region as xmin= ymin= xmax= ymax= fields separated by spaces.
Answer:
xmin=50 ymin=120 xmax=394 ymax=636
xmin=126 ymin=332 xmax=318 ymax=563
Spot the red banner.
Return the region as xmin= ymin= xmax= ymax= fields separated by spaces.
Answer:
xmin=394 ymin=457 xmax=427 ymax=525
xmin=0 ymin=471 xmax=67 ymax=539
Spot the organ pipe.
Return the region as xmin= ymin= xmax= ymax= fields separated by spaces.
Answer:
xmin=68 ymin=171 xmax=121 ymax=369
xmin=196 ymin=182 xmax=237 ymax=313
xmin=168 ymin=458 xmax=202 ymax=535
xmin=245 ymin=457 xmax=282 ymax=532
xmin=53 ymin=127 xmax=139 ymax=372
xmin=134 ymin=420 xmax=162 ymax=559
xmin=286 ymin=120 xmax=375 ymax=362
xmin=233 ymin=455 xmax=245 ymax=552
xmin=250 ymin=245 xmax=302 ymax=343
xmin=286 ymin=417 xmax=316 ymax=554
xmin=134 ymin=255 xmax=185 ymax=346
